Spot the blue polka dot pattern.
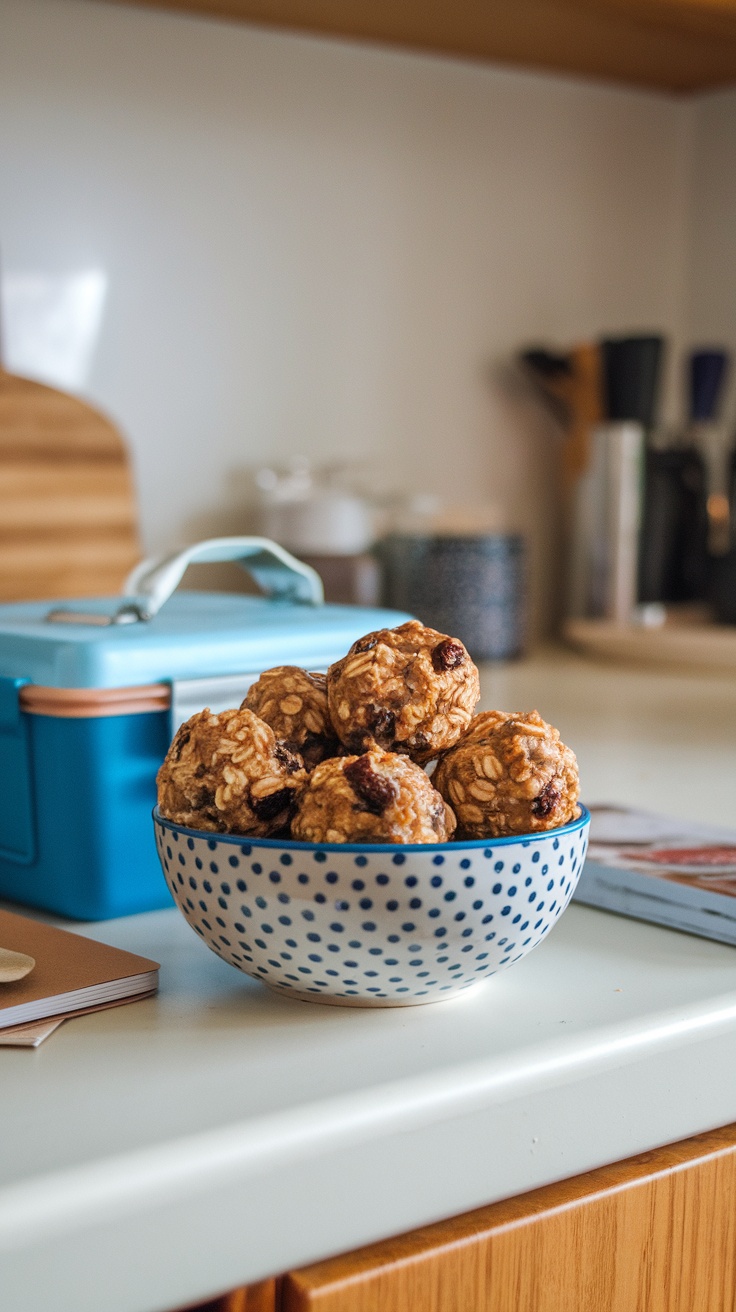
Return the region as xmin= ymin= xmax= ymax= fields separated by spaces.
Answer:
xmin=154 ymin=807 xmax=590 ymax=1008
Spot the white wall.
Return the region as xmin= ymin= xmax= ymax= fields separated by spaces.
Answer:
xmin=0 ymin=0 xmax=695 ymax=629
xmin=687 ymin=87 xmax=736 ymax=423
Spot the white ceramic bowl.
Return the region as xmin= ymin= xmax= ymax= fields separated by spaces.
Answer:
xmin=154 ymin=805 xmax=590 ymax=1007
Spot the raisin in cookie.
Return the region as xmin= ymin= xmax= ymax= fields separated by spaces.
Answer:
xmin=157 ymin=707 xmax=307 ymax=836
xmin=433 ymin=710 xmax=579 ymax=839
xmin=291 ymin=749 xmax=456 ymax=844
xmin=243 ymin=667 xmax=338 ymax=769
xmin=326 ymin=620 xmax=479 ymax=763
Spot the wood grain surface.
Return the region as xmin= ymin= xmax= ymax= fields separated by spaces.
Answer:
xmin=179 ymin=1280 xmax=279 ymax=1312
xmin=280 ymin=1122 xmax=736 ymax=1311
xmin=103 ymin=0 xmax=736 ymax=91
xmin=0 ymin=370 xmax=140 ymax=602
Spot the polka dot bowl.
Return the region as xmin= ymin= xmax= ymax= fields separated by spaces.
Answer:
xmin=154 ymin=805 xmax=590 ymax=1007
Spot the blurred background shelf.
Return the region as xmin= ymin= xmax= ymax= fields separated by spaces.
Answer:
xmin=106 ymin=0 xmax=736 ymax=91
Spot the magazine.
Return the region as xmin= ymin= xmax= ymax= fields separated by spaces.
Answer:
xmin=573 ymin=805 xmax=736 ymax=945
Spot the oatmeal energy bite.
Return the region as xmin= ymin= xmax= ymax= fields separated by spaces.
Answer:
xmin=292 ymin=749 xmax=456 ymax=845
xmin=433 ymin=710 xmax=580 ymax=839
xmin=327 ymin=620 xmax=480 ymax=763
xmin=243 ymin=666 xmax=338 ymax=769
xmin=157 ymin=707 xmax=307 ymax=837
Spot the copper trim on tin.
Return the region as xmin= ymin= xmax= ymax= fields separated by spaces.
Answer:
xmin=20 ymin=683 xmax=171 ymax=718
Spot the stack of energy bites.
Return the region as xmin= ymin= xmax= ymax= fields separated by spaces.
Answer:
xmin=157 ymin=620 xmax=580 ymax=844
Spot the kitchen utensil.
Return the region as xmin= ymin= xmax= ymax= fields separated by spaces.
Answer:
xmin=568 ymin=335 xmax=665 ymax=623
xmin=712 ymin=450 xmax=736 ymax=621
xmin=520 ymin=342 xmax=603 ymax=482
xmin=687 ymin=349 xmax=732 ymax=556
xmin=0 ymin=537 xmax=409 ymax=920
xmin=638 ymin=442 xmax=708 ymax=603
xmin=601 ymin=336 xmax=664 ymax=427
xmin=0 ymin=948 xmax=35 ymax=982
xmin=568 ymin=422 xmax=644 ymax=622
xmin=155 ymin=805 xmax=590 ymax=1008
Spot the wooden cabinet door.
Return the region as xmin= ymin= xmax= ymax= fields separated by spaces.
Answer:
xmin=178 ymin=1282 xmax=278 ymax=1312
xmin=281 ymin=1123 xmax=736 ymax=1312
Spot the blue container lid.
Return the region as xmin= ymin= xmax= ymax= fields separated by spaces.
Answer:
xmin=0 ymin=593 xmax=410 ymax=690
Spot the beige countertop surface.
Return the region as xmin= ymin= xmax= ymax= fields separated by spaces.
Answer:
xmin=1 ymin=647 xmax=736 ymax=1312
xmin=478 ymin=646 xmax=736 ymax=827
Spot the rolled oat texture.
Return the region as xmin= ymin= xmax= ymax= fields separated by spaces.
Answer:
xmin=157 ymin=707 xmax=307 ymax=836
xmin=433 ymin=709 xmax=579 ymax=838
xmin=326 ymin=620 xmax=480 ymax=763
xmin=243 ymin=666 xmax=338 ymax=769
xmin=292 ymin=748 xmax=457 ymax=844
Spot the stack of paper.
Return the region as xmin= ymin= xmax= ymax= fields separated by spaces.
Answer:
xmin=0 ymin=909 xmax=159 ymax=1046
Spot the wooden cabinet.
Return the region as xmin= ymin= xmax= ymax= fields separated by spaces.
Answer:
xmin=190 ymin=1121 xmax=736 ymax=1312
xmin=103 ymin=0 xmax=736 ymax=91
xmin=181 ymin=1286 xmax=279 ymax=1312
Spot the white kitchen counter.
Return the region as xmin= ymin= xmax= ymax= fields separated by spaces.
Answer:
xmin=2 ymin=649 xmax=736 ymax=1312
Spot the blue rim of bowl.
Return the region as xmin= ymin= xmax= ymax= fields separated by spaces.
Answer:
xmin=153 ymin=802 xmax=590 ymax=854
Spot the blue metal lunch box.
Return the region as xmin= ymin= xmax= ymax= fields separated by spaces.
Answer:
xmin=0 ymin=538 xmax=409 ymax=920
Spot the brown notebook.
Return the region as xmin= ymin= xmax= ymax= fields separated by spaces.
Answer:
xmin=0 ymin=910 xmax=159 ymax=1030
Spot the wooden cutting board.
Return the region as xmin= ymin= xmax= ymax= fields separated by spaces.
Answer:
xmin=564 ymin=616 xmax=736 ymax=672
xmin=0 ymin=369 xmax=140 ymax=601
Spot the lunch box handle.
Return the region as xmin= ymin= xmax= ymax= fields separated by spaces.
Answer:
xmin=122 ymin=537 xmax=324 ymax=620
